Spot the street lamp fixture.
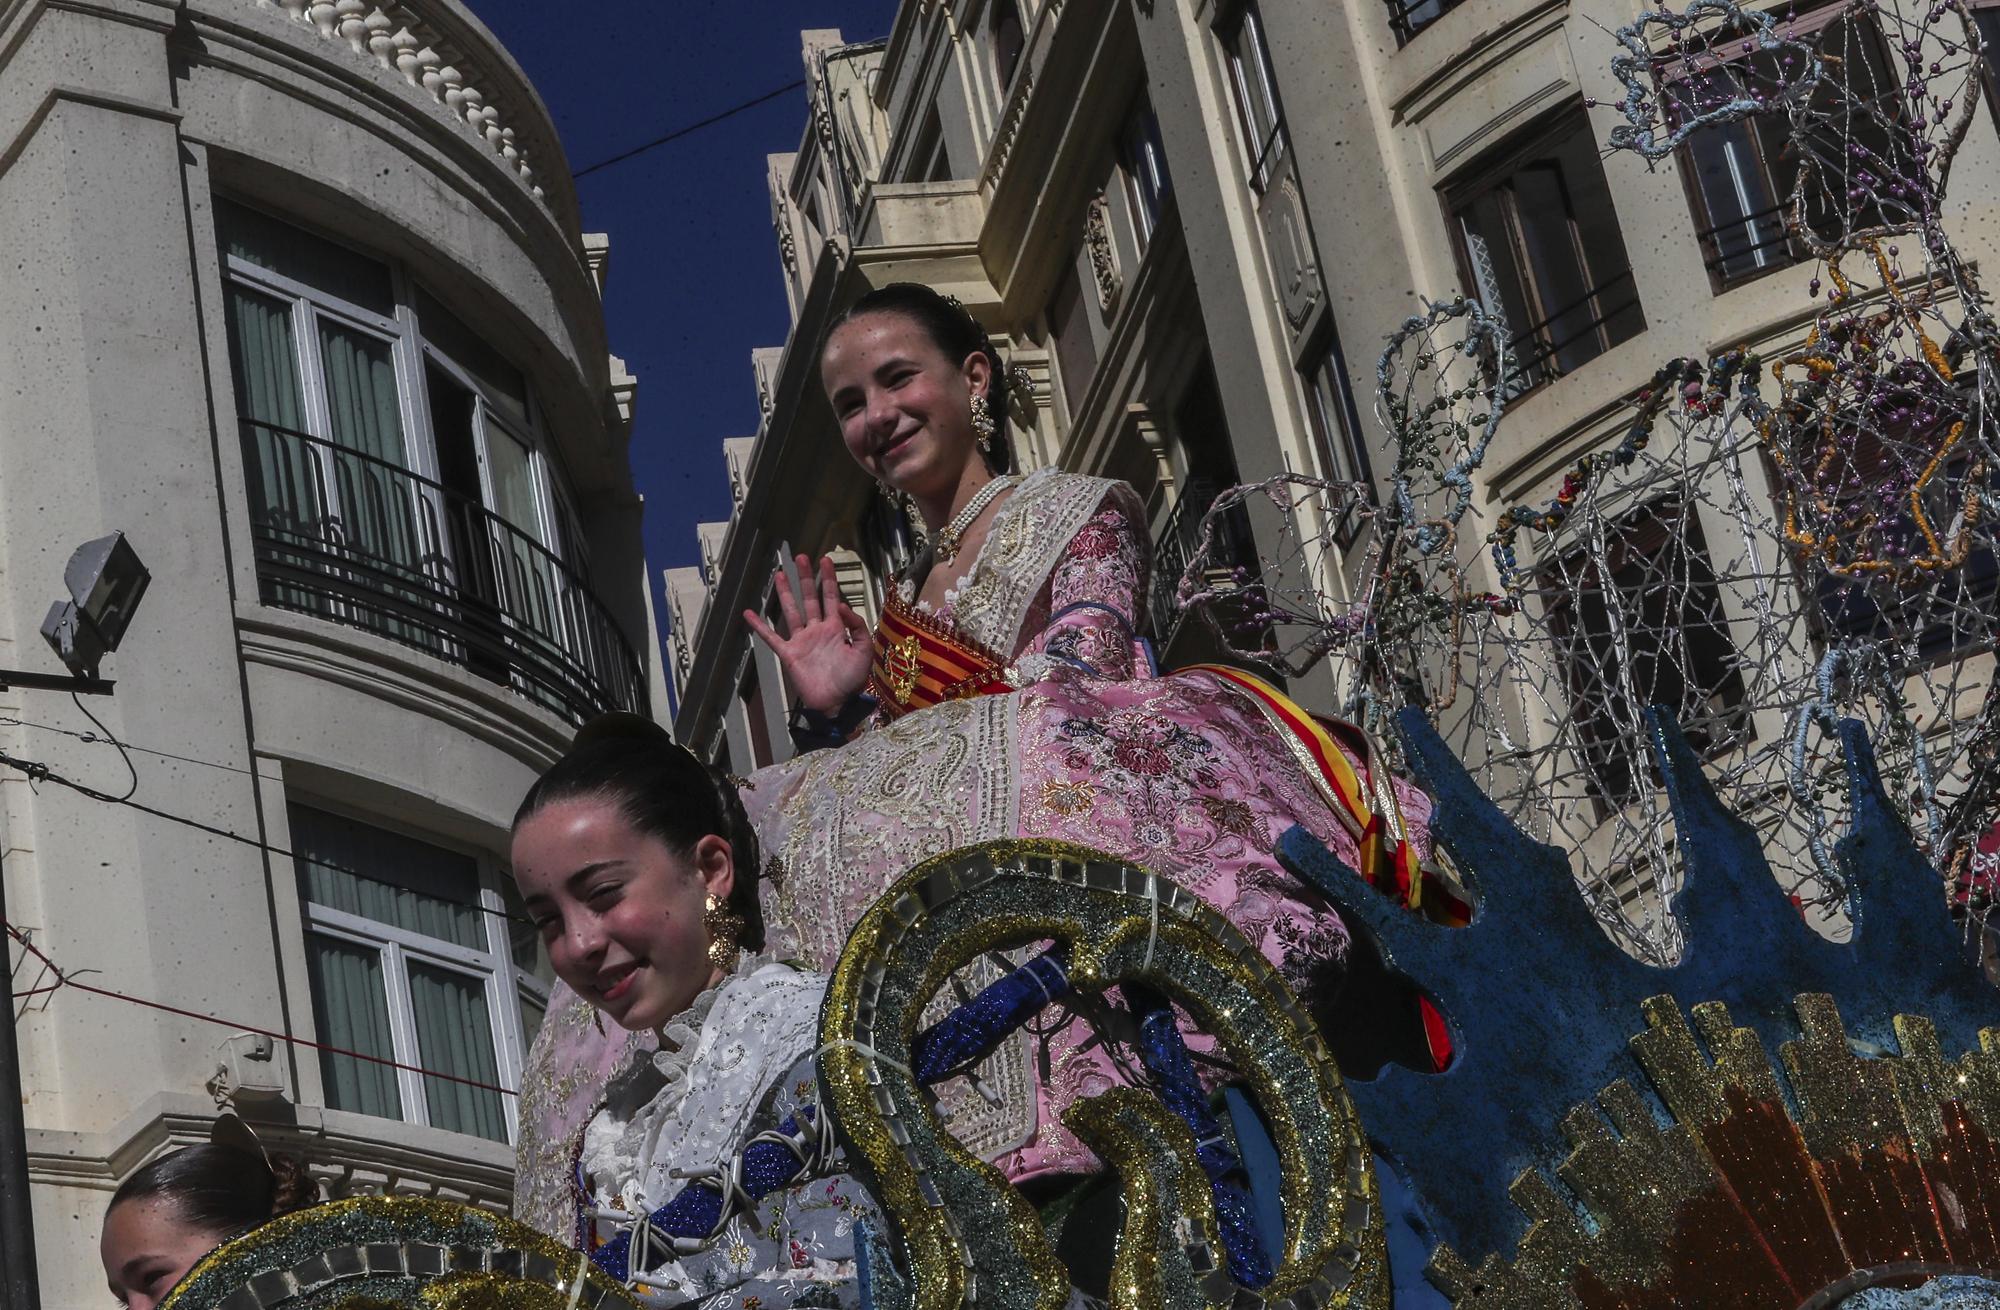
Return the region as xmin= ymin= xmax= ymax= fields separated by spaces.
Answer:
xmin=17 ymin=531 xmax=152 ymax=693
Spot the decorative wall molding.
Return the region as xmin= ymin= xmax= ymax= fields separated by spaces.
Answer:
xmin=1258 ymin=168 xmax=1325 ymax=338
xmin=1084 ymin=190 xmax=1121 ymax=312
xmin=981 ymin=65 xmax=1034 ymax=190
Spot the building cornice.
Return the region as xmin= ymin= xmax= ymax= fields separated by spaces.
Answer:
xmin=31 ymin=1093 xmax=513 ymax=1210
xmin=186 ymin=0 xmax=582 ymax=240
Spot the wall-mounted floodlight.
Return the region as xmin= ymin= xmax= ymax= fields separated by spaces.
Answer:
xmin=36 ymin=532 xmax=150 ymax=686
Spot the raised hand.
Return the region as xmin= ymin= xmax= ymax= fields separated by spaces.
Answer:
xmin=743 ymin=554 xmax=873 ymax=716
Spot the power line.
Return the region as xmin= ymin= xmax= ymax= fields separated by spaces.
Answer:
xmin=5 ymin=922 xmax=516 ymax=1097
xmin=572 ymin=79 xmax=807 ymax=179
xmin=0 ymin=737 xmax=533 ymax=929
xmin=1 ymin=712 xmax=255 ymax=778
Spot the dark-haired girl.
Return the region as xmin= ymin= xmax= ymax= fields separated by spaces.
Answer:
xmin=516 ymin=286 xmax=1449 ymax=1222
xmin=100 ymin=1134 xmax=316 ymax=1310
xmin=735 ymin=284 xmax=1452 ymax=1174
xmin=510 ymin=718 xmax=875 ymax=1307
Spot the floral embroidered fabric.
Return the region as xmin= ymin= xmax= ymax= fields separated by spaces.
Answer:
xmin=516 ymin=469 xmax=1431 ymax=1214
xmin=744 ymin=470 xmax=1423 ymax=1177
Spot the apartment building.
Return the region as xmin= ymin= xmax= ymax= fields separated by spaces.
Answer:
xmin=667 ymin=0 xmax=2000 ymax=926
xmin=0 ymin=1 xmax=660 ymax=1300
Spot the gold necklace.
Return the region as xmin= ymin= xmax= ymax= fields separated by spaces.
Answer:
xmin=933 ymin=474 xmax=1018 ymax=562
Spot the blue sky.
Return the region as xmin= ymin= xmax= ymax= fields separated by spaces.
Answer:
xmin=467 ymin=0 xmax=900 ymax=649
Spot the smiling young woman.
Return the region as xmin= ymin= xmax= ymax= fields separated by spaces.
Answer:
xmin=518 ymin=286 xmax=1454 ymax=1240
xmin=508 ymin=715 xmax=876 ymax=1306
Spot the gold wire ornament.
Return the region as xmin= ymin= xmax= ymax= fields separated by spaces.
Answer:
xmin=969 ymin=393 xmax=997 ymax=453
xmin=704 ymin=892 xmax=743 ymax=973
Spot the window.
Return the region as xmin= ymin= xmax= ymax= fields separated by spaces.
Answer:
xmin=1671 ymin=8 xmax=1912 ymax=287
xmin=293 ymin=804 xmax=548 ymax=1143
xmin=861 ymin=492 xmax=920 ymax=582
xmin=1153 ymin=358 xmax=1258 ymax=645
xmin=1541 ymin=500 xmax=1750 ymax=813
xmin=1978 ymin=5 xmax=2000 ymax=132
xmin=1446 ymin=108 xmax=1646 ymax=397
xmin=908 ymin=106 xmax=955 ymax=182
xmin=1301 ymin=326 xmax=1373 ymax=545
xmin=1218 ymin=1 xmax=1287 ymax=193
xmin=1385 ymin=0 xmax=1465 ymax=45
xmin=991 ymin=0 xmax=1028 ymax=91
xmin=740 ymin=662 xmax=774 ymax=768
xmin=1117 ymin=96 xmax=1173 ymax=245
xmin=1048 ymin=260 xmax=1100 ymax=422
xmin=217 ymin=200 xmax=639 ymax=723
xmin=1785 ymin=392 xmax=2000 ymax=663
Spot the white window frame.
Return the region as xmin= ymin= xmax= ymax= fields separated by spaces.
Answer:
xmin=1218 ymin=0 xmax=1289 ymax=194
xmin=296 ymin=802 xmax=550 ymax=1145
xmin=219 ymin=204 xmax=580 ymax=582
xmin=1117 ymin=99 xmax=1171 ymax=248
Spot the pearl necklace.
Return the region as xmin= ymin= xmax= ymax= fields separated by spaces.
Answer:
xmin=932 ymin=474 xmax=1019 ymax=562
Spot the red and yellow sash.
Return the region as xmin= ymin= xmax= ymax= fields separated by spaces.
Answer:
xmin=867 ymin=591 xmax=1013 ymax=720
xmin=1189 ymin=663 xmax=1468 ymax=1071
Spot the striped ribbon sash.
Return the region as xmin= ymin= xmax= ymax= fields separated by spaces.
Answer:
xmin=867 ymin=590 xmax=1013 ymax=720
xmin=1189 ymin=663 xmax=1470 ymax=1071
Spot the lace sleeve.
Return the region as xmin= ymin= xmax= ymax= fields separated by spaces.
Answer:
xmin=1021 ymin=488 xmax=1150 ymax=682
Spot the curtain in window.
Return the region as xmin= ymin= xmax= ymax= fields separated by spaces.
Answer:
xmin=291 ymin=806 xmax=485 ymax=949
xmin=218 ymin=199 xmax=396 ymax=315
xmin=318 ymin=322 xmax=426 ymax=593
xmin=306 ymin=934 xmax=402 ymax=1119
xmin=227 ymin=287 xmax=312 ymax=525
xmin=226 ymin=285 xmax=333 ymax=618
xmin=410 ymin=963 xmax=507 ymax=1141
xmin=518 ymin=989 xmax=547 ymax=1049
xmin=486 ymin=423 xmax=565 ymax=649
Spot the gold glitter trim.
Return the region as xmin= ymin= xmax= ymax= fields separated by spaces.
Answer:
xmin=818 ymin=838 xmax=1389 ymax=1308
xmin=1428 ymin=995 xmax=2000 ymax=1308
xmin=162 ymin=1195 xmax=640 ymax=1310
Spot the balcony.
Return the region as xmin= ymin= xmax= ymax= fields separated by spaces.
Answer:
xmin=1148 ymin=478 xmax=1261 ymax=650
xmin=241 ymin=419 xmax=644 ymax=725
xmin=1499 ymin=269 xmax=1645 ymax=396
xmin=1385 ymin=0 xmax=1469 ymax=45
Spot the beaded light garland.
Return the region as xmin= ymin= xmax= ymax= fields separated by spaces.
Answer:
xmin=1173 ymin=0 xmax=2000 ymax=954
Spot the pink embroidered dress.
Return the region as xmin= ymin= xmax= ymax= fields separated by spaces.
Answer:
xmin=515 ymin=470 xmax=1434 ymax=1230
xmin=742 ymin=469 xmax=1435 ymax=1175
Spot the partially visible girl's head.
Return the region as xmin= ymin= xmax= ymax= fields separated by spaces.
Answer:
xmin=511 ymin=717 xmax=764 ymax=1031
xmin=101 ymin=1141 xmax=315 ymax=1310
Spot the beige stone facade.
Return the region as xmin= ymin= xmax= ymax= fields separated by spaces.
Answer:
xmin=668 ymin=0 xmax=2000 ymax=819
xmin=0 ymin=1 xmax=659 ymax=1300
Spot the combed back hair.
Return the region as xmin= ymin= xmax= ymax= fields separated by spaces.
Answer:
xmin=512 ymin=718 xmax=766 ymax=954
xmin=109 ymin=1143 xmax=316 ymax=1238
xmin=827 ymin=282 xmax=1016 ymax=473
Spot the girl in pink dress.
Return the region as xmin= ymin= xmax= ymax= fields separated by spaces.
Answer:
xmin=516 ymin=285 xmax=1446 ymax=1229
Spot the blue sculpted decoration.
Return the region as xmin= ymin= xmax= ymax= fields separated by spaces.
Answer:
xmin=1277 ymin=703 xmax=1990 ymax=1270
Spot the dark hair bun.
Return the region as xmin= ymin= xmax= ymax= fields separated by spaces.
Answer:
xmin=266 ymin=1153 xmax=318 ymax=1216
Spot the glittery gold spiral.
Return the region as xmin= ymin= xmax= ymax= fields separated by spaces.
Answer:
xmin=159 ymin=1195 xmax=639 ymax=1310
xmin=1062 ymin=1089 xmax=1227 ymax=1310
xmin=817 ymin=838 xmax=1389 ymax=1310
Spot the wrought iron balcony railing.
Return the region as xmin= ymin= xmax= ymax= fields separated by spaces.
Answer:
xmin=1500 ymin=268 xmax=1644 ymax=397
xmin=240 ymin=419 xmax=644 ymax=725
xmin=1385 ymin=0 xmax=1466 ymax=45
xmin=1148 ymin=477 xmax=1260 ymax=649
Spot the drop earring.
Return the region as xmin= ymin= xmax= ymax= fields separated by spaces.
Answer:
xmin=704 ymin=893 xmax=744 ymax=973
xmin=969 ymin=394 xmax=997 ymax=454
